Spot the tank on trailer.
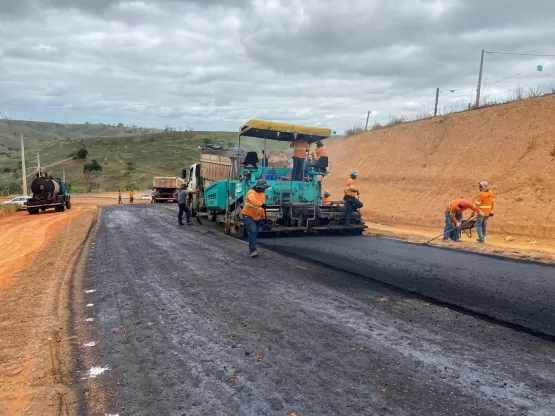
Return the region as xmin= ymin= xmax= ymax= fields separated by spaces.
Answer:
xmin=26 ymin=172 xmax=71 ymax=214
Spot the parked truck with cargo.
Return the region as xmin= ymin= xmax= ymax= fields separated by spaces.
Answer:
xmin=152 ymin=177 xmax=183 ymax=203
xmin=184 ymin=145 xmax=244 ymax=217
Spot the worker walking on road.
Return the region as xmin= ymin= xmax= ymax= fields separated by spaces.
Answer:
xmin=444 ymin=199 xmax=482 ymax=242
xmin=177 ymin=184 xmax=191 ymax=226
xmin=117 ymin=189 xmax=122 ymax=204
xmin=290 ymin=138 xmax=309 ymax=181
xmin=242 ymin=179 xmax=270 ymax=257
xmin=475 ymin=181 xmax=495 ymax=243
xmin=129 ymin=190 xmax=134 ymax=204
xmin=344 ymin=171 xmax=363 ymax=224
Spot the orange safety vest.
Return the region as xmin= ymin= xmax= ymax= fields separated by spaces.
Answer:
xmin=344 ymin=178 xmax=358 ymax=197
xmin=118 ymin=192 xmax=121 ymax=197
xmin=445 ymin=199 xmax=480 ymax=222
xmin=474 ymin=191 xmax=495 ymax=216
xmin=130 ymin=191 xmax=134 ymax=198
xmin=242 ymin=189 xmax=266 ymax=221
xmin=290 ymin=140 xmax=309 ymax=158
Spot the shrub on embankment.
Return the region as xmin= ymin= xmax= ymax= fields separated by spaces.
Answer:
xmin=325 ymin=95 xmax=555 ymax=239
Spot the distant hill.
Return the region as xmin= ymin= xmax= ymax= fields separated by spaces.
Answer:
xmin=0 ymin=119 xmax=158 ymax=167
xmin=3 ymin=129 xmax=290 ymax=192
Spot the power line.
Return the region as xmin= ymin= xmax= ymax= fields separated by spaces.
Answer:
xmin=486 ymin=51 xmax=555 ymax=58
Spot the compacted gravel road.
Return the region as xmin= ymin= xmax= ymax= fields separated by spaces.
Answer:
xmin=72 ymin=205 xmax=555 ymax=416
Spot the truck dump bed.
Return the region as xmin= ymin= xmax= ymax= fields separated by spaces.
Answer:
xmin=153 ymin=177 xmax=182 ymax=189
xmin=200 ymin=153 xmax=233 ymax=183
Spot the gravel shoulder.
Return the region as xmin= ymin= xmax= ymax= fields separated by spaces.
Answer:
xmin=73 ymin=205 xmax=555 ymax=416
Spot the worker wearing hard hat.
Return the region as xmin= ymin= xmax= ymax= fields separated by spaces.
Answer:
xmin=344 ymin=171 xmax=363 ymax=224
xmin=474 ymin=181 xmax=495 ymax=243
xmin=290 ymin=138 xmax=309 ymax=180
xmin=444 ymin=199 xmax=482 ymax=242
xmin=322 ymin=190 xmax=331 ymax=205
xmin=242 ymin=179 xmax=270 ymax=257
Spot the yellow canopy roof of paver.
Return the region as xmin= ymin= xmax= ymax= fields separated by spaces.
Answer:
xmin=240 ymin=119 xmax=331 ymax=144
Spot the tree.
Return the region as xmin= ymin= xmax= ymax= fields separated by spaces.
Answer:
xmin=203 ymin=137 xmax=214 ymax=146
xmin=83 ymin=159 xmax=102 ymax=192
xmin=125 ymin=161 xmax=135 ymax=175
xmin=73 ymin=148 xmax=88 ymax=160
xmin=83 ymin=159 xmax=102 ymax=173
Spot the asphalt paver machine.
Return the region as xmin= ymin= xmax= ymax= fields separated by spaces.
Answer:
xmin=200 ymin=119 xmax=366 ymax=238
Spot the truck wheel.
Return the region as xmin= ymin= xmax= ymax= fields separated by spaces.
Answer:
xmin=58 ymin=195 xmax=65 ymax=212
xmin=66 ymin=199 xmax=72 ymax=209
xmin=28 ymin=208 xmax=38 ymax=215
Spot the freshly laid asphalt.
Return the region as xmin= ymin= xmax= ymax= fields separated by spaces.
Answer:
xmin=73 ymin=205 xmax=555 ymax=415
xmin=261 ymin=235 xmax=555 ymax=338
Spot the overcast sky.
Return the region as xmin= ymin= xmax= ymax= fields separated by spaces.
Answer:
xmin=1 ymin=0 xmax=554 ymax=133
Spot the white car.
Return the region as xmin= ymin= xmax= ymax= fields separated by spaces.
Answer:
xmin=2 ymin=196 xmax=30 ymax=210
xmin=140 ymin=194 xmax=151 ymax=200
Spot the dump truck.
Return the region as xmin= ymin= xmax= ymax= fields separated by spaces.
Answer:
xmin=152 ymin=177 xmax=183 ymax=203
xmin=26 ymin=172 xmax=71 ymax=214
xmin=185 ymin=145 xmax=245 ymax=216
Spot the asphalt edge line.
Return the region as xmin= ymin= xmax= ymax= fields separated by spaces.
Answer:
xmin=365 ymin=231 xmax=555 ymax=267
xmin=66 ymin=207 xmax=100 ymax=416
xmin=259 ymin=242 xmax=555 ymax=343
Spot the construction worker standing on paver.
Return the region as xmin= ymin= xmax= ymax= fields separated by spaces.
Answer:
xmin=242 ymin=179 xmax=270 ymax=257
xmin=474 ymin=181 xmax=495 ymax=243
xmin=117 ymin=189 xmax=122 ymax=204
xmin=322 ymin=190 xmax=331 ymax=205
xmin=129 ymin=190 xmax=134 ymax=204
xmin=444 ymin=199 xmax=481 ymax=242
xmin=309 ymin=140 xmax=329 ymax=170
xmin=344 ymin=171 xmax=363 ymax=225
xmin=290 ymin=138 xmax=309 ymax=180
xmin=177 ymin=184 xmax=191 ymax=226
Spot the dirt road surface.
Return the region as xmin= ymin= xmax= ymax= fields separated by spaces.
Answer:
xmin=0 ymin=206 xmax=95 ymax=290
xmin=0 ymin=207 xmax=97 ymax=415
xmin=73 ymin=205 xmax=555 ymax=415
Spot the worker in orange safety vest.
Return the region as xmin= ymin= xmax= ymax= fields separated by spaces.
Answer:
xmin=242 ymin=179 xmax=270 ymax=257
xmin=474 ymin=181 xmax=495 ymax=243
xmin=117 ymin=190 xmax=122 ymax=204
xmin=129 ymin=190 xmax=134 ymax=204
xmin=308 ymin=140 xmax=329 ymax=171
xmin=322 ymin=190 xmax=331 ymax=205
xmin=344 ymin=171 xmax=363 ymax=225
xmin=290 ymin=138 xmax=309 ymax=181
xmin=444 ymin=199 xmax=481 ymax=242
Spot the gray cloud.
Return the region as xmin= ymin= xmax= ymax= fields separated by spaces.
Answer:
xmin=1 ymin=0 xmax=555 ymax=133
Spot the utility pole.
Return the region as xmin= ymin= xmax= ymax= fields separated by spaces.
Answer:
xmin=36 ymin=153 xmax=41 ymax=173
xmin=20 ymin=134 xmax=27 ymax=195
xmin=365 ymin=110 xmax=371 ymax=131
xmin=62 ymin=167 xmax=66 ymax=183
xmin=475 ymin=49 xmax=485 ymax=108
xmin=434 ymin=88 xmax=440 ymax=116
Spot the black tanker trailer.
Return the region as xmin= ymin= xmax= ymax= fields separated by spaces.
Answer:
xmin=26 ymin=172 xmax=71 ymax=214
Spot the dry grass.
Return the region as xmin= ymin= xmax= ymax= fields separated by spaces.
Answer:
xmin=345 ymin=125 xmax=365 ymax=137
xmin=0 ymin=203 xmax=18 ymax=217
